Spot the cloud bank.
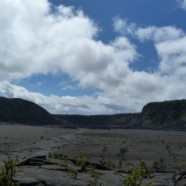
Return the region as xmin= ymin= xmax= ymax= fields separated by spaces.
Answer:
xmin=0 ymin=0 xmax=186 ymax=114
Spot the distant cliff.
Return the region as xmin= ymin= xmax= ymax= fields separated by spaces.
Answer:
xmin=54 ymin=113 xmax=139 ymax=129
xmin=0 ymin=97 xmax=60 ymax=125
xmin=1 ymin=97 xmax=186 ymax=130
xmin=139 ymin=100 xmax=186 ymax=130
xmin=55 ymin=100 xmax=186 ymax=130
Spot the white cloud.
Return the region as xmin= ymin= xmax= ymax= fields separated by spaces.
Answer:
xmin=110 ymin=18 xmax=186 ymax=112
xmin=0 ymin=0 xmax=142 ymax=114
xmin=0 ymin=81 xmax=131 ymax=115
xmin=156 ymin=37 xmax=186 ymax=75
xmin=113 ymin=17 xmax=184 ymax=42
xmin=0 ymin=0 xmax=99 ymax=79
xmin=113 ymin=17 xmax=137 ymax=35
xmin=0 ymin=0 xmax=137 ymax=90
xmin=178 ymin=0 xmax=186 ymax=9
xmin=1 ymin=1 xmax=186 ymax=114
xmin=113 ymin=17 xmax=186 ymax=77
xmin=136 ymin=26 xmax=184 ymax=42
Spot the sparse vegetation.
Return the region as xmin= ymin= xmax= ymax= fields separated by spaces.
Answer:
xmin=88 ymin=165 xmax=102 ymax=186
xmin=98 ymin=156 xmax=116 ymax=169
xmin=0 ymin=156 xmax=19 ymax=186
xmin=118 ymin=147 xmax=128 ymax=160
xmin=118 ymin=146 xmax=128 ymax=168
xmin=1 ymin=107 xmax=186 ymax=186
xmin=98 ymin=146 xmax=116 ymax=169
xmin=123 ymin=164 xmax=154 ymax=186
xmin=152 ymin=158 xmax=166 ymax=172
xmin=75 ymin=152 xmax=90 ymax=171
xmin=102 ymin=146 xmax=108 ymax=153
xmin=68 ymin=166 xmax=79 ymax=179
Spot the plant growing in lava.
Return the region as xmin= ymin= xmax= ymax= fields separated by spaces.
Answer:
xmin=75 ymin=152 xmax=90 ymax=172
xmin=0 ymin=156 xmax=19 ymax=186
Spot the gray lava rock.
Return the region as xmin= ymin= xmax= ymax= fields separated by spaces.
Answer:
xmin=14 ymin=166 xmax=124 ymax=186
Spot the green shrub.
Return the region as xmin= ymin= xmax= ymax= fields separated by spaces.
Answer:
xmin=123 ymin=164 xmax=154 ymax=186
xmin=152 ymin=158 xmax=166 ymax=171
xmin=118 ymin=147 xmax=128 ymax=160
xmin=75 ymin=152 xmax=90 ymax=171
xmin=68 ymin=166 xmax=78 ymax=179
xmin=98 ymin=156 xmax=116 ymax=169
xmin=0 ymin=156 xmax=19 ymax=186
xmin=88 ymin=165 xmax=102 ymax=186
xmin=49 ymin=151 xmax=68 ymax=167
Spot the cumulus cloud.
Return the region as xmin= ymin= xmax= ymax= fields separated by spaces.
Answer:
xmin=113 ymin=17 xmax=137 ymax=35
xmin=0 ymin=0 xmax=137 ymax=89
xmin=1 ymin=0 xmax=186 ymax=114
xmin=178 ymin=0 xmax=186 ymax=9
xmin=155 ymin=40 xmax=186 ymax=82
xmin=113 ymin=17 xmax=186 ymax=77
xmin=113 ymin=17 xmax=184 ymax=42
xmin=111 ymin=18 xmax=186 ymax=112
xmin=0 ymin=0 xmax=99 ymax=79
xmin=136 ymin=26 xmax=184 ymax=42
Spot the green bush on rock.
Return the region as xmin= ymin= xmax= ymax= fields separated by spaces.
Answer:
xmin=0 ymin=156 xmax=19 ymax=186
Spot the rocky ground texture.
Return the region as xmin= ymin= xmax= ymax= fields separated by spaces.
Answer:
xmin=1 ymin=124 xmax=186 ymax=185
xmin=13 ymin=154 xmax=186 ymax=186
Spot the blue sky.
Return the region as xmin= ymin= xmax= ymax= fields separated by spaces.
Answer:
xmin=0 ymin=0 xmax=186 ymax=114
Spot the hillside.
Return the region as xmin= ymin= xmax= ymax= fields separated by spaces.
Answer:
xmin=56 ymin=100 xmax=186 ymax=130
xmin=1 ymin=97 xmax=186 ymax=130
xmin=139 ymin=100 xmax=186 ymax=130
xmin=55 ymin=113 xmax=139 ymax=128
xmin=0 ymin=97 xmax=60 ymax=125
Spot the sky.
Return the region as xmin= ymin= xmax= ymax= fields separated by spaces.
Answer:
xmin=1 ymin=0 xmax=186 ymax=115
